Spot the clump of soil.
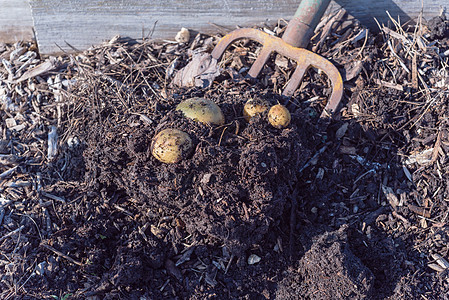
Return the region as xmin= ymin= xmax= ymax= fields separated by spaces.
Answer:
xmin=81 ymin=88 xmax=310 ymax=256
xmin=276 ymin=226 xmax=375 ymax=299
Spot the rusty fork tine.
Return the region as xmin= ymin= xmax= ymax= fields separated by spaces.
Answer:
xmin=247 ymin=46 xmax=272 ymax=78
xmin=211 ymin=28 xmax=276 ymax=78
xmin=282 ymin=63 xmax=308 ymax=98
xmin=211 ymin=28 xmax=270 ymax=61
xmin=302 ymin=51 xmax=343 ymax=118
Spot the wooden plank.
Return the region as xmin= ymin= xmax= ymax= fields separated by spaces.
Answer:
xmin=30 ymin=0 xmax=446 ymax=54
xmin=0 ymin=0 xmax=34 ymax=43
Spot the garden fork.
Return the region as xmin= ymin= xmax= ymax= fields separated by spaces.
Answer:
xmin=211 ymin=0 xmax=343 ymax=118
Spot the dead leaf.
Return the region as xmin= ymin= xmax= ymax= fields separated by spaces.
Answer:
xmin=172 ymin=53 xmax=220 ymax=88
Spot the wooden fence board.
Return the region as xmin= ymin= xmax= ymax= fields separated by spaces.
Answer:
xmin=0 ymin=0 xmax=33 ymax=43
xmin=26 ymin=0 xmax=449 ymax=54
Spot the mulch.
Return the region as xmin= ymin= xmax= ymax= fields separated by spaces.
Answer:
xmin=0 ymin=9 xmax=448 ymax=300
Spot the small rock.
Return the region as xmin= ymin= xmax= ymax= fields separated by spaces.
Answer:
xmin=46 ymin=256 xmax=59 ymax=273
xmin=248 ymin=254 xmax=261 ymax=265
xmin=201 ymin=173 xmax=212 ymax=184
xmin=67 ymin=136 xmax=80 ymax=149
xmin=175 ymin=28 xmax=190 ymax=43
xmin=36 ymin=261 xmax=47 ymax=276
xmin=5 ymin=118 xmax=16 ymax=128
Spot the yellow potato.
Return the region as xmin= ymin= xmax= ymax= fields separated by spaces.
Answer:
xmin=176 ymin=98 xmax=224 ymax=125
xmin=151 ymin=128 xmax=193 ymax=164
xmin=243 ymin=98 xmax=269 ymax=122
xmin=268 ymin=104 xmax=291 ymax=129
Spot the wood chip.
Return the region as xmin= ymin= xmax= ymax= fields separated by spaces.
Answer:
xmin=339 ymin=146 xmax=357 ymax=155
xmin=431 ymin=253 xmax=449 ymax=270
xmin=382 ymin=185 xmax=399 ymax=210
xmin=41 ymin=191 xmax=66 ymax=204
xmin=431 ymin=131 xmax=442 ymax=164
xmin=428 ymin=263 xmax=445 ymax=272
xmin=165 ymin=259 xmax=183 ymax=281
xmin=405 ymin=148 xmax=434 ymax=166
xmin=12 ymin=57 xmax=60 ymax=83
xmin=408 ymin=204 xmax=431 ymax=218
xmin=336 ymin=123 xmax=349 ymax=140
xmin=374 ymin=79 xmax=404 ymax=91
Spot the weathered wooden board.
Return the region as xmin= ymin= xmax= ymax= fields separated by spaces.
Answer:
xmin=29 ymin=0 xmax=447 ymax=54
xmin=0 ymin=0 xmax=34 ymax=43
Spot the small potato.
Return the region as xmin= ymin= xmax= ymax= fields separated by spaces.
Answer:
xmin=243 ymin=98 xmax=269 ymax=122
xmin=151 ymin=128 xmax=193 ymax=164
xmin=268 ymin=104 xmax=291 ymax=129
xmin=176 ymin=98 xmax=224 ymax=125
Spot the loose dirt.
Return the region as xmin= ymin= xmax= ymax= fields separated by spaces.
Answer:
xmin=0 ymin=11 xmax=448 ymax=300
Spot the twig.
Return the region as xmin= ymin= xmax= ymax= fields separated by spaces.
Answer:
xmin=387 ymin=40 xmax=410 ymax=73
xmin=40 ymin=243 xmax=83 ymax=266
xmin=225 ymin=254 xmax=234 ymax=274
xmin=356 ymin=29 xmax=369 ymax=58
xmin=0 ymin=166 xmax=18 ymax=180
xmin=0 ymin=225 xmax=25 ymax=243
xmin=41 ymin=191 xmax=66 ymax=204
xmin=312 ymin=9 xmax=346 ymax=52
xmin=299 ymin=144 xmax=328 ymax=172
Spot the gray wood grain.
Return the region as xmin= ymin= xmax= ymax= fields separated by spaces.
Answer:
xmin=29 ymin=0 xmax=447 ymax=54
xmin=0 ymin=0 xmax=33 ymax=43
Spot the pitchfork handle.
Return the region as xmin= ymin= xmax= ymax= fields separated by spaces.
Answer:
xmin=282 ymin=0 xmax=331 ymax=48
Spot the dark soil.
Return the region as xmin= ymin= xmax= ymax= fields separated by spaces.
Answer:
xmin=1 ymin=11 xmax=449 ymax=300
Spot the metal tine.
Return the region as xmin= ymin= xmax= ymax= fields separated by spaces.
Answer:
xmin=247 ymin=46 xmax=273 ymax=78
xmin=282 ymin=63 xmax=309 ymax=97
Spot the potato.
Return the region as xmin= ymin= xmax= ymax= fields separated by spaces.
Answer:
xmin=176 ymin=98 xmax=225 ymax=125
xmin=268 ymin=104 xmax=291 ymax=128
xmin=151 ymin=128 xmax=193 ymax=164
xmin=243 ymin=98 xmax=269 ymax=121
